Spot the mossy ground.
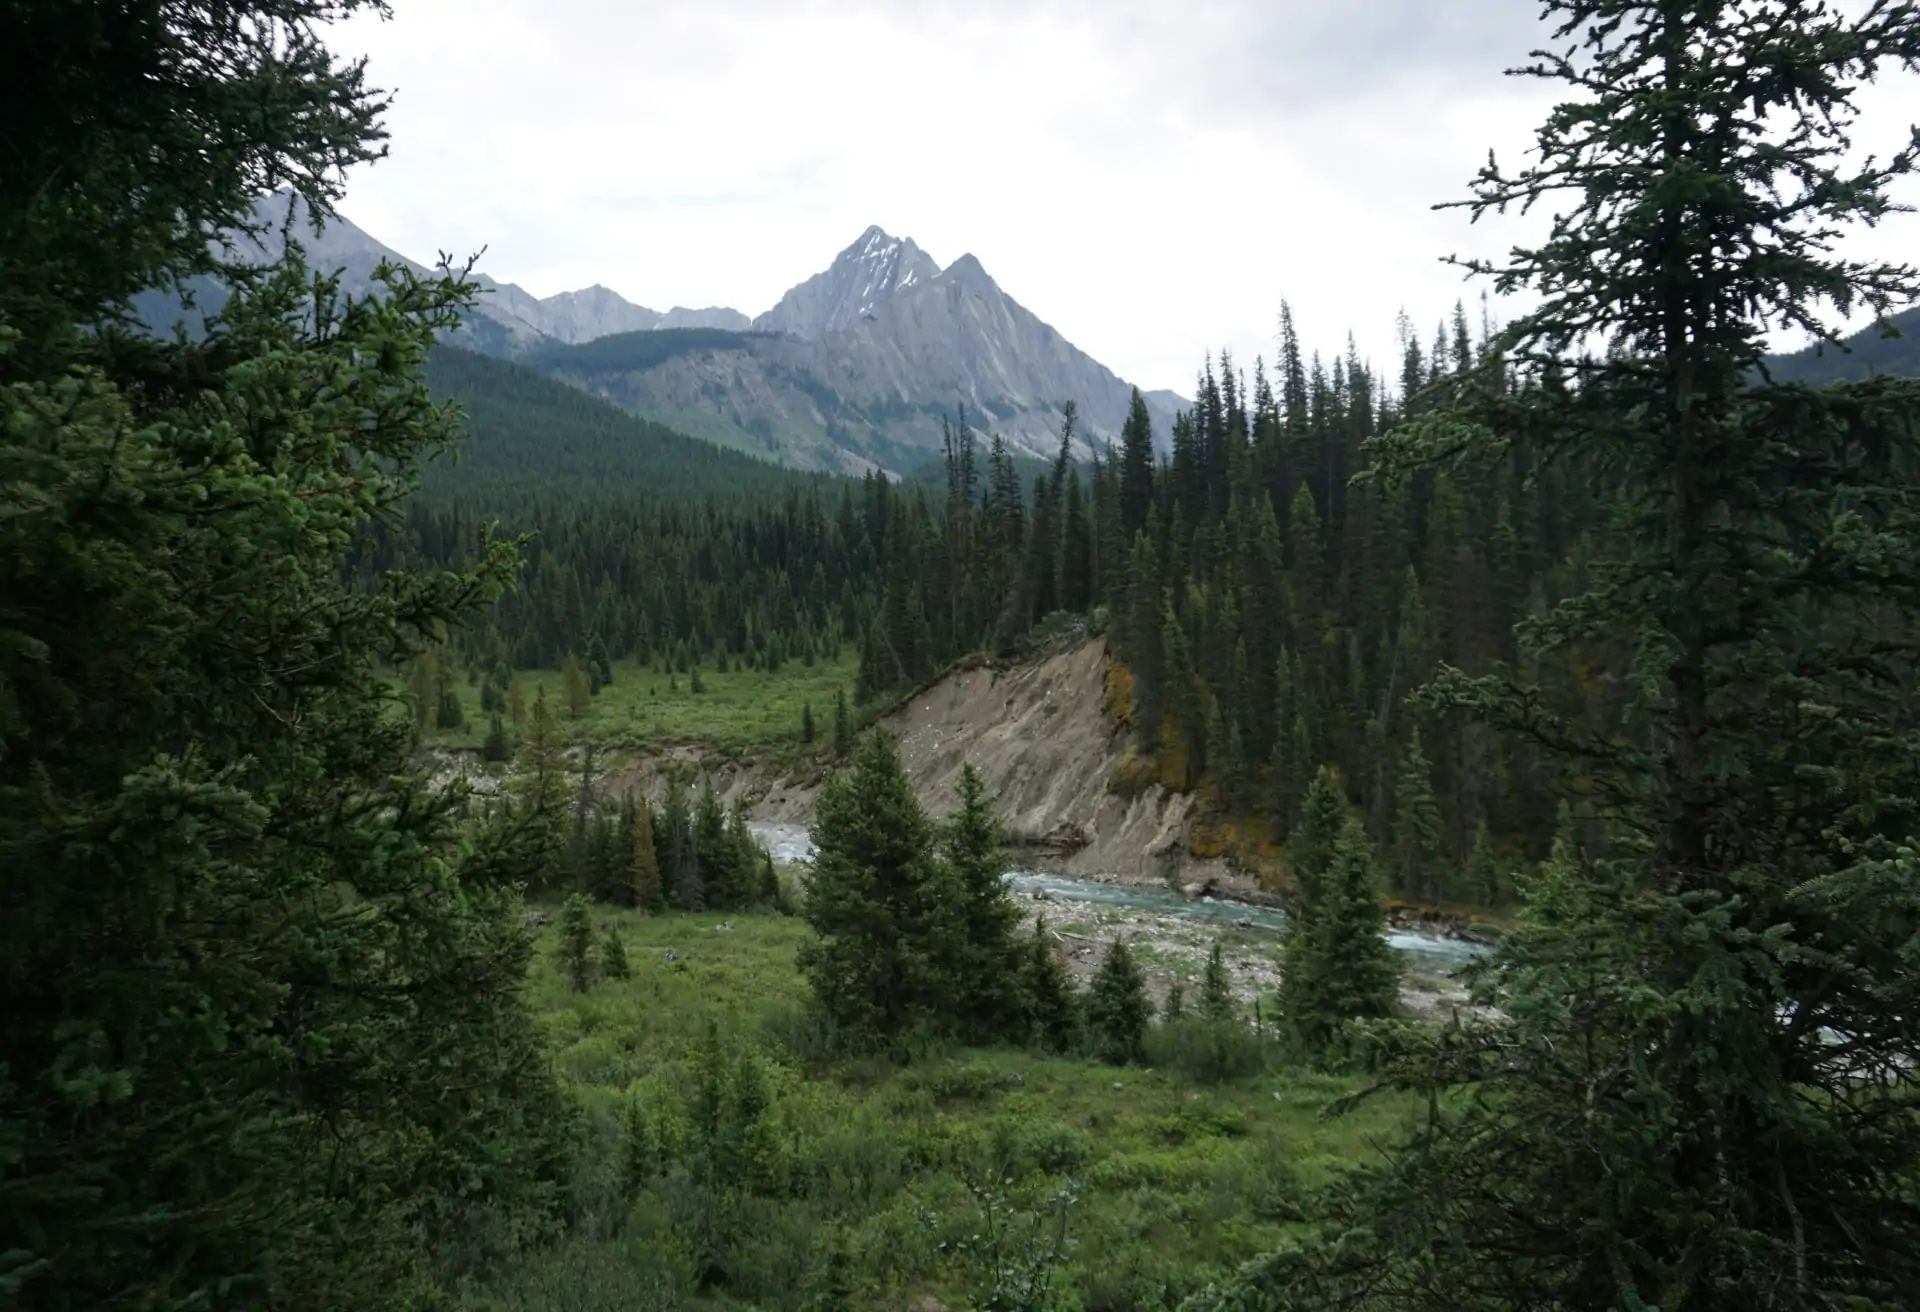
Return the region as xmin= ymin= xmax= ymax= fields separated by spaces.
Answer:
xmin=455 ymin=906 xmax=1424 ymax=1312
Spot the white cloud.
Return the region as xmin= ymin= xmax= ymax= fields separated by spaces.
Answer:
xmin=332 ymin=0 xmax=1920 ymax=394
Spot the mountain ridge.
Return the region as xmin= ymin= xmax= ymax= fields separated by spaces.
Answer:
xmin=140 ymin=193 xmax=1186 ymax=476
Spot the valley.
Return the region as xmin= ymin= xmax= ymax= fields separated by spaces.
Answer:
xmin=19 ymin=3 xmax=1920 ymax=1309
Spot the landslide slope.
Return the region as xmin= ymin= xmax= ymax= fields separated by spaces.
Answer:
xmin=748 ymin=637 xmax=1230 ymax=887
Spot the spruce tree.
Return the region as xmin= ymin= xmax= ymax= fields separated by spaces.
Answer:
xmin=1212 ymin=2 xmax=1920 ymax=1304
xmin=724 ymin=808 xmax=768 ymax=907
xmin=482 ymin=712 xmax=512 ymax=763
xmin=558 ymin=894 xmax=596 ymax=994
xmin=1277 ymin=816 xmax=1398 ymax=1059
xmin=1021 ymin=917 xmax=1078 ymax=1053
xmin=1161 ymin=979 xmax=1186 ymax=1023
xmin=802 ymin=700 xmax=815 ymax=743
xmin=1161 ymin=603 xmax=1204 ymax=785
xmin=832 ymin=687 xmax=852 ymax=757
xmin=1198 ymin=942 xmax=1236 ymax=1025
xmin=1118 ymin=388 xmax=1158 ymax=540
xmin=0 ymin=18 xmax=575 ymax=1294
xmin=599 ymin=925 xmax=631 ymax=981
xmin=1086 ymin=940 xmax=1151 ymax=1066
xmin=937 ymin=763 xmax=1025 ymax=1042
xmin=661 ymin=778 xmax=702 ymax=911
xmin=1390 ymin=728 xmax=1447 ymax=903
xmin=797 ymin=730 xmax=945 ymax=1046
xmin=561 ymin=653 xmax=591 ymax=719
xmin=1289 ymin=765 xmax=1348 ymax=913
xmin=693 ymin=782 xmax=737 ymax=909
xmin=630 ymin=795 xmax=663 ymax=911
xmin=516 ymin=685 xmax=569 ymax=888
xmin=1464 ymin=819 xmax=1501 ymax=908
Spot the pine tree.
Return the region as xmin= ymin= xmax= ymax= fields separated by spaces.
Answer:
xmin=801 ymin=701 xmax=815 ymax=744
xmin=1086 ymin=940 xmax=1151 ymax=1066
xmin=1021 ymin=917 xmax=1078 ymax=1053
xmin=1390 ymin=727 xmax=1447 ymax=903
xmin=0 ymin=31 xmax=581 ymax=1296
xmin=558 ymin=894 xmax=596 ymax=993
xmin=599 ymin=925 xmax=631 ymax=981
xmin=1277 ymin=816 xmax=1398 ymax=1059
xmin=1197 ymin=942 xmax=1235 ymax=1024
xmin=1289 ymin=765 xmax=1348 ymax=913
xmin=630 ymin=795 xmax=663 ymax=911
xmin=832 ymin=687 xmax=852 ymax=757
xmin=1268 ymin=651 xmax=1305 ymax=837
xmin=407 ymin=648 xmax=437 ymax=732
xmin=724 ymin=808 xmax=769 ymax=907
xmin=516 ymin=685 xmax=569 ymax=888
xmin=1464 ymin=818 xmax=1502 ymax=907
xmin=1118 ymin=388 xmax=1158 ymax=541
xmin=797 ymin=730 xmax=945 ymax=1046
xmin=1061 ymin=466 xmax=1094 ymax=615
xmin=693 ymin=782 xmax=737 ymax=909
xmin=660 ymin=778 xmax=702 ymax=911
xmin=1210 ymin=3 xmax=1920 ymax=1304
xmin=1161 ymin=603 xmax=1204 ymax=786
xmin=937 ymin=763 xmax=1025 ymax=1042
xmin=562 ymin=653 xmax=591 ymax=719
xmin=482 ymin=712 xmax=512 ymax=763
xmin=1161 ymin=980 xmax=1185 ymax=1023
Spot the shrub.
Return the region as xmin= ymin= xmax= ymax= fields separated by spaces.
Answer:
xmin=1144 ymin=1018 xmax=1272 ymax=1085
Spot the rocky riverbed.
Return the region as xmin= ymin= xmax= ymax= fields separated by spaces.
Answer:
xmin=749 ymin=822 xmax=1487 ymax=1022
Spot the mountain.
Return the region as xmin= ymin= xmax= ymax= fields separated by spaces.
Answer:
xmin=753 ymin=225 xmax=941 ymax=337
xmin=526 ymin=285 xmax=662 ymax=342
xmin=134 ymin=193 xmax=744 ymax=354
xmin=658 ymin=306 xmax=753 ymax=331
xmin=417 ymin=346 xmax=825 ymax=511
xmin=538 ymin=228 xmax=1184 ymax=474
xmin=139 ymin=196 xmax=1185 ymax=478
xmin=1765 ymin=309 xmax=1920 ymax=384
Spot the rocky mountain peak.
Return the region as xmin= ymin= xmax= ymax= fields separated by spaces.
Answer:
xmin=935 ymin=252 xmax=995 ymax=290
xmin=534 ymin=284 xmax=662 ymax=341
xmin=753 ymin=224 xmax=941 ymax=338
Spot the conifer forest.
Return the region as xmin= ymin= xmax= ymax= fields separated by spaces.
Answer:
xmin=7 ymin=2 xmax=1920 ymax=1310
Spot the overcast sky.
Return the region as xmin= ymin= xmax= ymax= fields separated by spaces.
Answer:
xmin=333 ymin=0 xmax=1920 ymax=396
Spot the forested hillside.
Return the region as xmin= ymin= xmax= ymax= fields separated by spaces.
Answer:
xmin=1766 ymin=304 xmax=1920 ymax=384
xmin=403 ymin=302 xmax=1581 ymax=899
xmin=418 ymin=344 xmax=821 ymax=508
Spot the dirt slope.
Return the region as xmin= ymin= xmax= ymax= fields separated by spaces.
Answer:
xmin=739 ymin=637 xmax=1239 ymax=889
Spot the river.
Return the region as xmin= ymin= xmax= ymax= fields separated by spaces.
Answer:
xmin=749 ymin=822 xmax=1486 ymax=969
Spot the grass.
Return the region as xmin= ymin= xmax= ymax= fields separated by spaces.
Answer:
xmin=420 ymin=653 xmax=863 ymax=755
xmin=452 ymin=906 xmax=1427 ymax=1312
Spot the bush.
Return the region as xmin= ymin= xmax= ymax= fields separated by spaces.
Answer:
xmin=1144 ymin=1018 xmax=1273 ymax=1085
xmin=900 ymin=1060 xmax=1008 ymax=1107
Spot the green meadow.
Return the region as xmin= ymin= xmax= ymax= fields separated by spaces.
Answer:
xmin=454 ymin=907 xmax=1424 ymax=1312
xmin=421 ymin=653 xmax=863 ymax=756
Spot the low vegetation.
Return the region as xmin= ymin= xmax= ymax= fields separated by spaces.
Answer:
xmin=415 ymin=653 xmax=862 ymax=754
xmin=453 ymin=907 xmax=1425 ymax=1312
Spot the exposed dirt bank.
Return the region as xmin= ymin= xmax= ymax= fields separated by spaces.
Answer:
xmin=612 ymin=636 xmax=1262 ymax=893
